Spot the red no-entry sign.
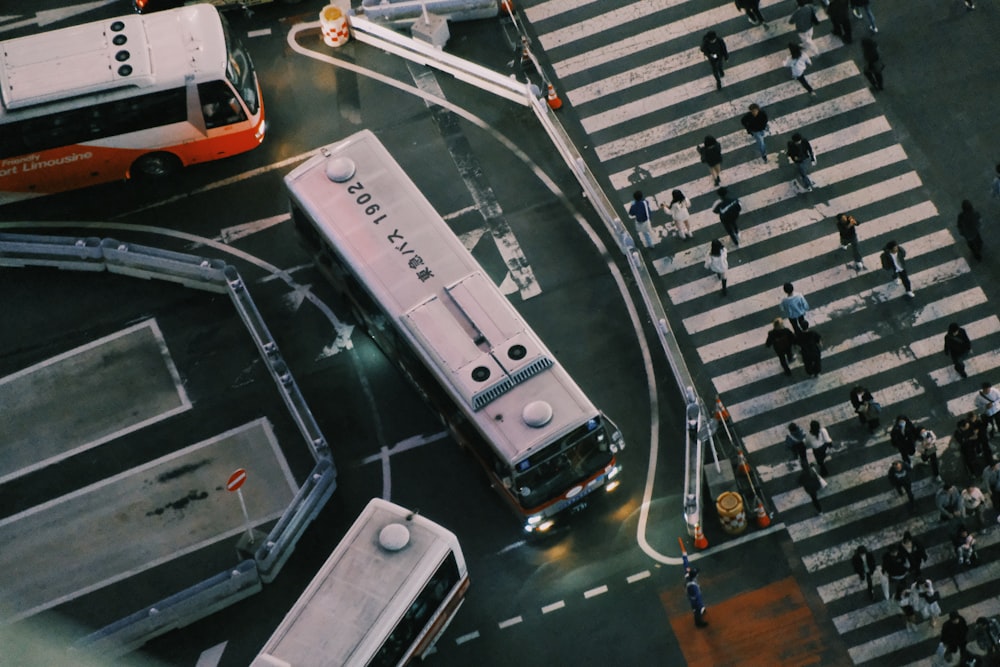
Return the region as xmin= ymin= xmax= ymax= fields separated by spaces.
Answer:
xmin=227 ymin=468 xmax=247 ymax=492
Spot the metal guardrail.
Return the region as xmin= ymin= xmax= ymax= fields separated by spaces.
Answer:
xmin=343 ymin=11 xmax=712 ymax=535
xmin=0 ymin=231 xmax=338 ymax=656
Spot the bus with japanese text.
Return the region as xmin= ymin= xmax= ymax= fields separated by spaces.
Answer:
xmin=0 ymin=4 xmax=265 ymax=204
xmin=251 ymin=498 xmax=468 ymax=667
xmin=285 ymin=130 xmax=625 ymax=535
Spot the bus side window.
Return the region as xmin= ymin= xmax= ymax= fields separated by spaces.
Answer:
xmin=198 ymin=80 xmax=246 ymax=128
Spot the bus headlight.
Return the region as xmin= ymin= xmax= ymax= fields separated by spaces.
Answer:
xmin=524 ymin=515 xmax=555 ymax=533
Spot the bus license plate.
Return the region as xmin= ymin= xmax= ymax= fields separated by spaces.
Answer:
xmin=570 ymin=501 xmax=588 ymax=514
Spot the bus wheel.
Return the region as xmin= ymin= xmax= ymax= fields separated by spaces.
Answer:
xmin=131 ymin=152 xmax=182 ymax=179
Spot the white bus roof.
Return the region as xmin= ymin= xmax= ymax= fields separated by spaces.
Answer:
xmin=284 ymin=130 xmax=600 ymax=466
xmin=252 ymin=498 xmax=464 ymax=667
xmin=0 ymin=4 xmax=226 ymax=111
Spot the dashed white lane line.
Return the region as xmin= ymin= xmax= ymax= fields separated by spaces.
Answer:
xmin=455 ymin=631 xmax=480 ymax=645
xmin=498 ymin=615 xmax=523 ymax=629
xmin=626 ymin=570 xmax=651 ymax=584
xmin=541 ymin=600 xmax=566 ymax=614
xmin=584 ymin=585 xmax=609 ymax=599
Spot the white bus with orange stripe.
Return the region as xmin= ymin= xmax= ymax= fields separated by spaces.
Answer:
xmin=0 ymin=4 xmax=265 ymax=204
xmin=285 ymin=130 xmax=625 ymax=535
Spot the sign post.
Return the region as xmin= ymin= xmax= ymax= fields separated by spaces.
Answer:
xmin=227 ymin=468 xmax=254 ymax=544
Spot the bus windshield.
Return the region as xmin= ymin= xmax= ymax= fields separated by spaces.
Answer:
xmin=513 ymin=418 xmax=614 ymax=509
xmin=220 ymin=14 xmax=259 ymax=114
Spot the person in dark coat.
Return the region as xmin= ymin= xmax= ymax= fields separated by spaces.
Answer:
xmin=851 ymin=545 xmax=877 ymax=599
xmin=954 ymin=418 xmax=982 ymax=477
xmin=850 ymin=386 xmax=875 ymax=426
xmin=956 ymin=199 xmax=984 ymax=261
xmin=765 ymin=317 xmax=797 ymax=376
xmin=943 ymin=322 xmax=972 ymax=379
xmin=787 ymin=422 xmax=810 ymax=469
xmin=836 ymin=212 xmax=864 ymax=270
xmin=698 ymin=135 xmax=724 ymax=185
xmin=827 ymin=0 xmax=853 ymax=42
xmin=741 ymin=103 xmax=770 ymax=162
xmin=735 ymin=0 xmax=767 ymax=26
xmin=799 ymin=463 xmax=824 ymax=514
xmin=940 ymin=610 xmax=969 ymax=660
xmin=887 ymin=459 xmax=915 ymax=509
xmin=797 ymin=328 xmax=822 ymax=377
xmin=861 ymin=37 xmax=884 ymax=91
xmin=889 ymin=415 xmax=918 ymax=465
xmin=685 ymin=567 xmax=708 ymax=627
xmin=880 ymin=240 xmax=914 ymax=298
xmin=899 ymin=531 xmax=928 ymax=580
xmin=880 ymin=542 xmax=910 ymax=599
xmin=700 ymin=32 xmax=729 ymax=91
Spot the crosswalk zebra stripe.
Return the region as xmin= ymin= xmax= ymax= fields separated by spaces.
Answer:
xmin=653 ymin=178 xmax=929 ymax=276
xmin=593 ymin=60 xmax=861 ymax=157
xmin=522 ymin=0 xmax=601 ymax=25
xmin=800 ymin=509 xmax=943 ymax=573
xmin=726 ymin=314 xmax=999 ymax=423
xmin=530 ymin=0 xmax=698 ymax=52
xmin=667 ymin=202 xmax=934 ymax=306
xmin=685 ymin=230 xmax=960 ymax=338
xmin=712 ymin=290 xmax=987 ymax=394
xmin=741 ymin=379 xmax=924 ymax=455
xmin=568 ymin=19 xmax=803 ymax=106
xmin=609 ymin=90 xmax=879 ymax=191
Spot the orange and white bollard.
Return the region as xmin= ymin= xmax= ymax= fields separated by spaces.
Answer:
xmin=737 ymin=449 xmax=750 ymax=475
xmin=500 ymin=0 xmax=514 ymax=12
xmin=693 ymin=523 xmax=709 ymax=549
xmin=320 ymin=5 xmax=350 ymax=48
xmin=545 ymin=83 xmax=562 ymax=110
xmin=714 ymin=395 xmax=730 ymax=422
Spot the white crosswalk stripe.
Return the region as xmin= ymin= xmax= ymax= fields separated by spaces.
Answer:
xmin=524 ymin=0 xmax=1000 ymax=662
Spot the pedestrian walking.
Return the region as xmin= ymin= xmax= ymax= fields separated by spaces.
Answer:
xmin=896 ymin=586 xmax=920 ymax=633
xmin=789 ymin=0 xmax=820 ymax=56
xmin=849 ymin=386 xmax=874 ymax=426
xmin=735 ymin=0 xmax=767 ymax=25
xmin=854 ymin=389 xmax=882 ymax=434
xmin=627 ymin=190 xmax=656 ymax=249
xmin=799 ymin=463 xmax=824 ymax=514
xmin=953 ymin=523 xmax=978 ymax=566
xmin=916 ymin=425 xmax=942 ymax=482
xmin=943 ymin=322 xmax=972 ymax=379
xmin=851 ymin=545 xmax=877 ymax=599
xmin=685 ymin=567 xmax=709 ymax=627
xmin=880 ymin=542 xmax=910 ymax=599
xmin=780 ymin=282 xmax=810 ymax=333
xmin=698 ymin=136 xmax=724 ymax=185
xmin=915 ymin=579 xmax=942 ymax=627
xmin=967 ymin=411 xmax=996 ymax=467
xmin=783 ymin=43 xmax=816 ymax=95
xmin=836 ymin=213 xmax=865 ymax=270
xmin=900 ymin=531 xmax=928 ymax=580
xmin=804 ymin=420 xmax=832 ymax=476
xmin=786 ymin=422 xmax=809 ymax=469
xmin=663 ymin=189 xmax=693 ymax=239
xmin=786 ymin=132 xmax=817 ymax=192
xmin=880 ymin=240 xmax=914 ymax=298
xmin=850 ymin=0 xmax=878 ymax=32
xmin=956 ymin=200 xmax=984 ymax=262
xmin=937 ymin=482 xmax=963 ymax=523
xmin=765 ymin=317 xmax=797 ymax=376
xmin=712 ymin=187 xmax=742 ymax=245
xmin=983 ymin=462 xmax=1000 ymax=519
xmin=861 ymin=38 xmax=884 ymax=91
xmin=974 ymin=382 xmax=1000 ymax=434
xmin=700 ymin=31 xmax=729 ymax=90
xmin=888 ymin=459 xmax=916 ymax=509
xmin=955 ymin=418 xmax=983 ymax=477
xmin=961 ymin=484 xmax=988 ymax=531
xmin=704 ymin=239 xmax=729 ymax=296
xmin=828 ymin=0 xmax=853 ymax=43
xmin=890 ymin=415 xmax=918 ymax=465
xmin=740 ymin=103 xmax=770 ymax=162
xmin=797 ymin=328 xmax=822 ymax=377
xmin=940 ymin=611 xmax=969 ymax=661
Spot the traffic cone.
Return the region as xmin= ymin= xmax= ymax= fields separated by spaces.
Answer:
xmin=546 ymin=83 xmax=562 ymax=110
xmin=754 ymin=498 xmax=771 ymax=528
xmin=714 ymin=395 xmax=730 ymax=422
xmin=693 ymin=523 xmax=709 ymax=549
xmin=500 ymin=0 xmax=514 ymax=12
xmin=737 ymin=449 xmax=750 ymax=475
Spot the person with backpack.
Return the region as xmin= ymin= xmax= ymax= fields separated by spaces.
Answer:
xmin=627 ymin=190 xmax=656 ymax=249
xmin=786 ymin=132 xmax=817 ymax=192
xmin=712 ymin=187 xmax=742 ymax=246
xmin=789 ymin=0 xmax=820 ymax=56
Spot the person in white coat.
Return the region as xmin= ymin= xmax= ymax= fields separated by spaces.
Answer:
xmin=704 ymin=239 xmax=729 ymax=296
xmin=663 ymin=189 xmax=693 ymax=239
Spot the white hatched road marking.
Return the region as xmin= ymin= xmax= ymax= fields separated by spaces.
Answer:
xmin=541 ymin=600 xmax=566 ymax=614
